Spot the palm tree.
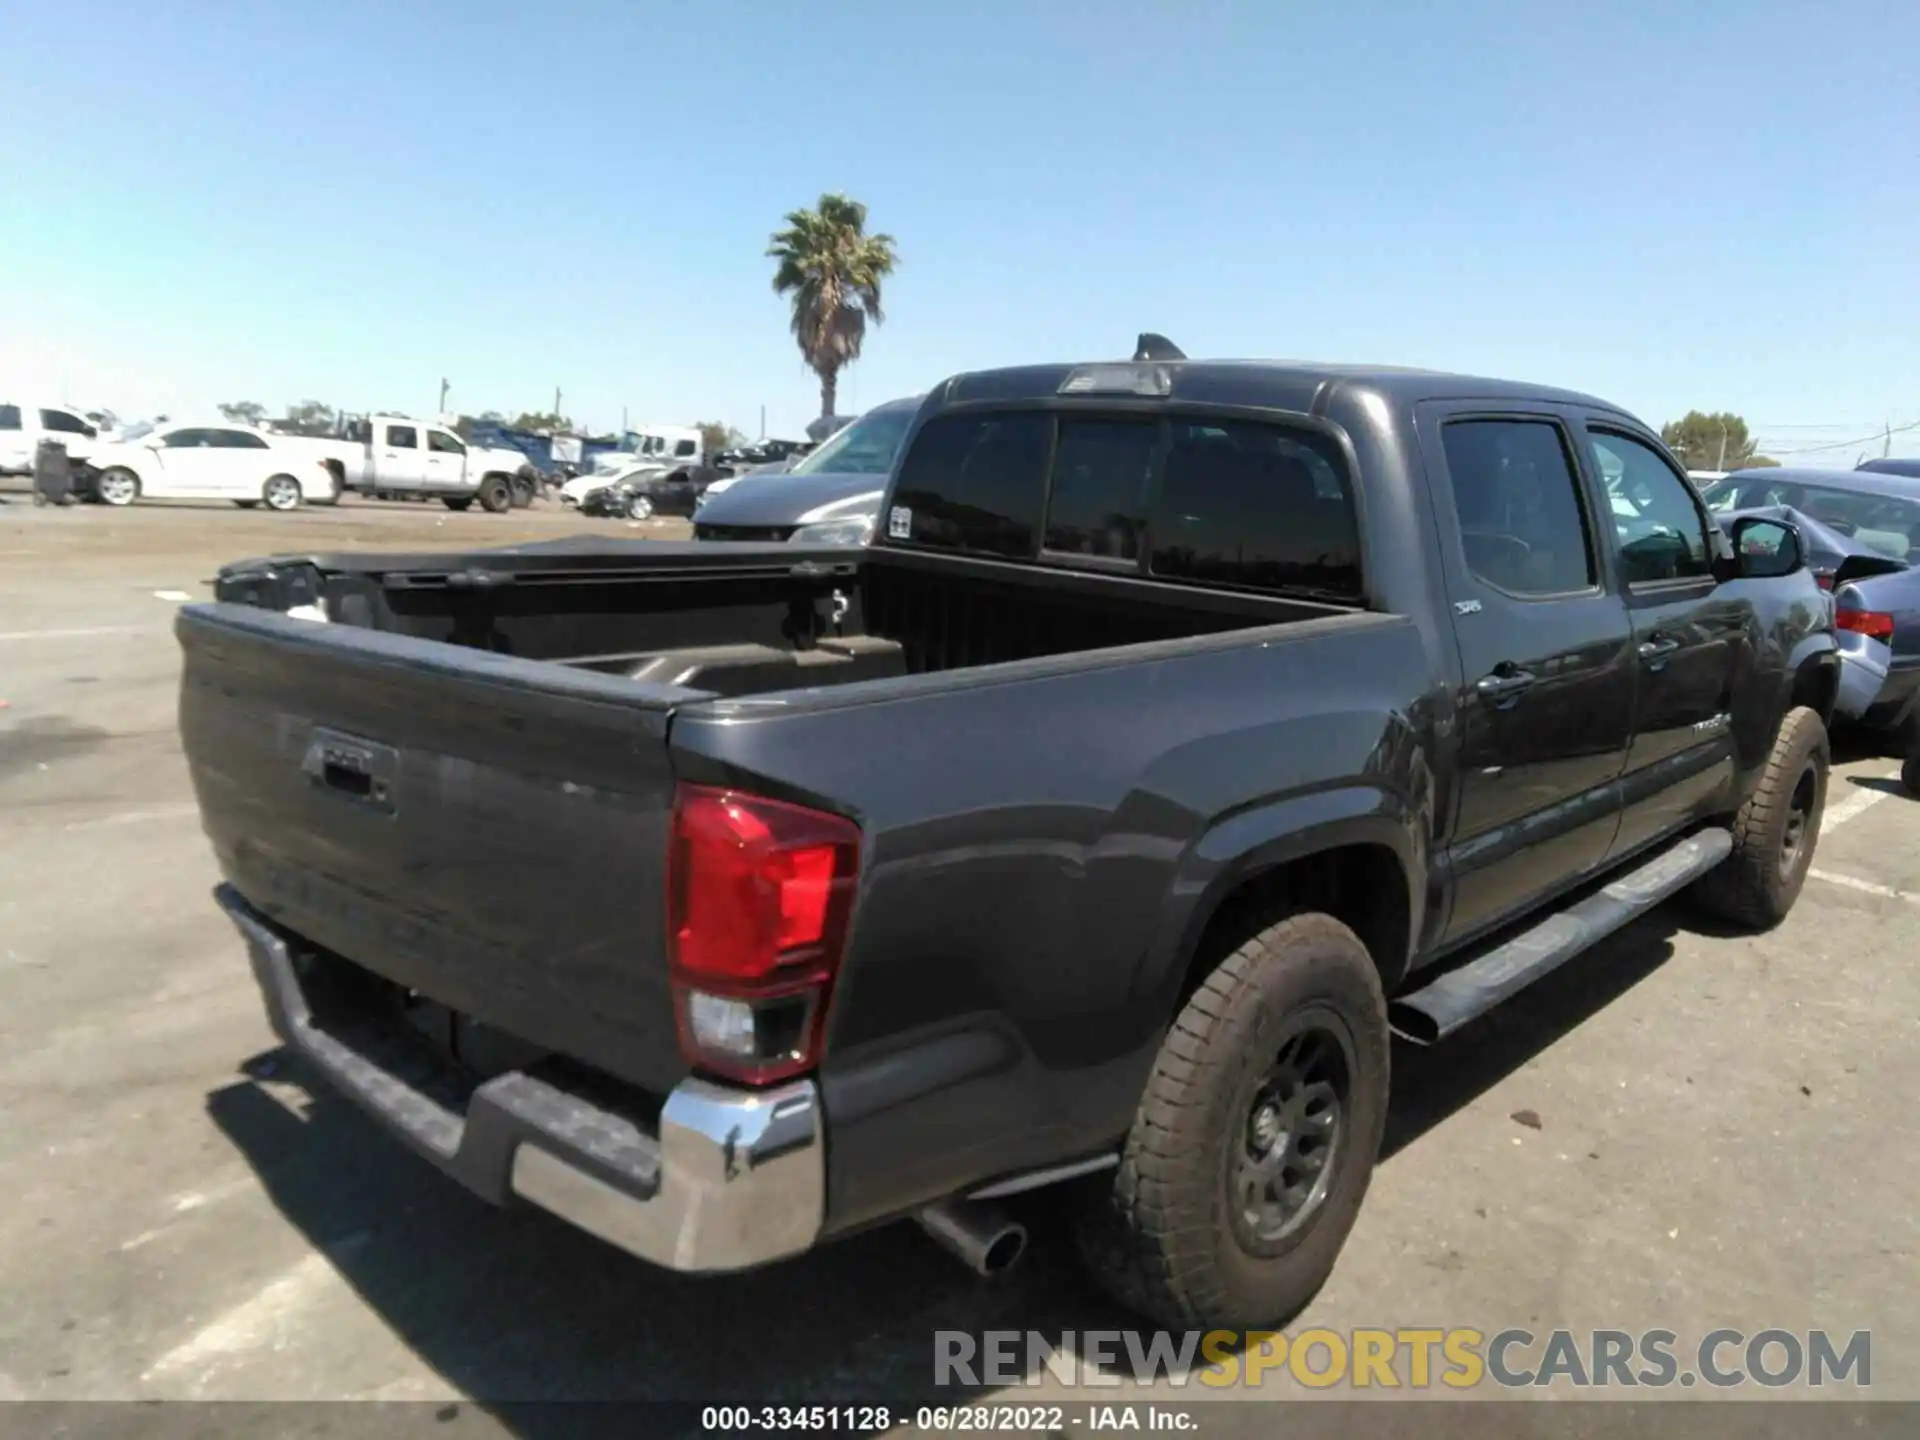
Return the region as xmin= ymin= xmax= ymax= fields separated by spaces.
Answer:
xmin=767 ymin=194 xmax=899 ymax=420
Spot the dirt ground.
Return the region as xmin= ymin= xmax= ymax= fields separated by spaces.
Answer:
xmin=1 ymin=493 xmax=1915 ymax=1432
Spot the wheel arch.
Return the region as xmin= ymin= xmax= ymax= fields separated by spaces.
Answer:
xmin=1154 ymin=790 xmax=1425 ymax=1009
xmin=1787 ymin=646 xmax=1839 ymax=729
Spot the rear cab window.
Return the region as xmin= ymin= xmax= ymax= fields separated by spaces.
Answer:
xmin=885 ymin=409 xmax=1363 ymax=601
xmin=0 ymin=405 xmax=21 ymax=431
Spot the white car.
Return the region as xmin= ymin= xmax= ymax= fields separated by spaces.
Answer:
xmin=0 ymin=401 xmax=109 ymax=474
xmin=89 ymin=421 xmax=338 ymax=509
xmin=560 ymin=463 xmax=661 ymax=507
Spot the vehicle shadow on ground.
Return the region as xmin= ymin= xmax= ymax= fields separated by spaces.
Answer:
xmin=1845 ymin=774 xmax=1911 ymax=799
xmin=206 ymin=1063 xmax=1111 ymax=1423
xmin=205 ymin=902 xmax=1698 ymax=1430
xmin=1381 ymin=907 xmax=1690 ymax=1159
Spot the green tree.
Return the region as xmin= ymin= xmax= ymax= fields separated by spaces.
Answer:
xmin=454 ymin=410 xmax=507 ymax=440
xmin=1660 ymin=411 xmax=1778 ymax=470
xmin=768 ymin=193 xmax=899 ymax=420
xmin=218 ymin=400 xmax=267 ymax=425
xmin=696 ymin=421 xmax=747 ymax=457
xmin=511 ymin=411 xmax=571 ymax=432
xmin=279 ymin=400 xmax=338 ymax=437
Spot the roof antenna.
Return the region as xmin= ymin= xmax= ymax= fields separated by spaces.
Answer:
xmin=1133 ymin=332 xmax=1186 ymax=362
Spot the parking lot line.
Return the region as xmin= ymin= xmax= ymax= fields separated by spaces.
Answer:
xmin=61 ymin=804 xmax=201 ymax=832
xmin=1809 ymin=868 xmax=1919 ymax=905
xmin=139 ymin=1250 xmax=351 ymax=1391
xmin=1824 ymin=777 xmax=1896 ymax=832
xmin=0 ymin=625 xmax=160 ymax=642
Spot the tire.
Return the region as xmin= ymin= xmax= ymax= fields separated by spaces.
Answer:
xmin=1689 ymin=705 xmax=1828 ymax=929
xmin=626 ymin=492 xmax=654 ymax=521
xmin=477 ymin=476 xmax=512 ymax=514
xmin=262 ymin=474 xmax=303 ymax=511
xmin=97 ymin=468 xmax=139 ymax=507
xmin=1075 ymin=912 xmax=1389 ymax=1330
xmin=510 ymin=474 xmax=535 ymax=508
xmin=442 ymin=496 xmax=473 ymax=512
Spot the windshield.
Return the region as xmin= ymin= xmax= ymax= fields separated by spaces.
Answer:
xmin=1703 ymin=478 xmax=1920 ymax=561
xmin=790 ymin=405 xmax=915 ymax=476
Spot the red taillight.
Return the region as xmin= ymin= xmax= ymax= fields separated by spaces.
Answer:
xmin=1814 ymin=571 xmax=1834 ymax=591
xmin=1837 ymin=606 xmax=1895 ymax=643
xmin=666 ymin=783 xmax=860 ymax=1085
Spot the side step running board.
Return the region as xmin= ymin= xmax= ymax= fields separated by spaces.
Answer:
xmin=1389 ymin=828 xmax=1733 ymax=1045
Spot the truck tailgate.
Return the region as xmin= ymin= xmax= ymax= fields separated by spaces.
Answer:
xmin=178 ymin=602 xmax=694 ymax=1094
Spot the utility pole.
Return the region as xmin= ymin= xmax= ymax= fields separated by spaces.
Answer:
xmin=439 ymin=377 xmax=450 ymax=415
xmin=759 ymin=405 xmax=766 ymax=441
xmin=622 ymin=405 xmax=628 ymax=435
xmin=1886 ymin=421 xmax=1893 ymax=459
xmin=554 ymin=387 xmax=562 ymax=422
xmin=1715 ymin=419 xmax=1729 ymax=471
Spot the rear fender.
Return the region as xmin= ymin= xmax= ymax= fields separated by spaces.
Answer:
xmin=1139 ymin=785 xmax=1426 ymax=1004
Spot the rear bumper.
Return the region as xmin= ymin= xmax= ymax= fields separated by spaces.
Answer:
xmin=218 ymin=884 xmax=824 ymax=1273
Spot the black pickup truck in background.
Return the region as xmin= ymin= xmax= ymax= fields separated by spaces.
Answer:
xmin=179 ymin=350 xmax=1837 ymax=1330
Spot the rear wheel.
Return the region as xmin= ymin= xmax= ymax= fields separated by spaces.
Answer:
xmin=262 ymin=474 xmax=303 ymax=511
xmin=478 ymin=476 xmax=513 ymax=513
xmin=510 ymin=473 xmax=535 ymax=508
xmin=1690 ymin=705 xmax=1828 ymax=928
xmin=97 ymin=468 xmax=139 ymax=507
xmin=442 ymin=496 xmax=473 ymax=512
xmin=626 ymin=492 xmax=654 ymax=520
xmin=1074 ymin=912 xmax=1389 ymax=1329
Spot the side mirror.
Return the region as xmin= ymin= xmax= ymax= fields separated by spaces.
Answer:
xmin=1722 ymin=516 xmax=1804 ymax=580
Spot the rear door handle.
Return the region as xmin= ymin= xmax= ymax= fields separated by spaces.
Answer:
xmin=1475 ymin=667 xmax=1537 ymax=703
xmin=1638 ymin=637 xmax=1681 ymax=664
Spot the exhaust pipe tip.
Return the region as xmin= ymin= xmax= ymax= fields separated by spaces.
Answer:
xmin=917 ymin=1198 xmax=1029 ymax=1278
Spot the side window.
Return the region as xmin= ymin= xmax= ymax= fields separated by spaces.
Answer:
xmin=890 ymin=412 xmax=1051 ymax=558
xmin=1149 ymin=420 xmax=1363 ymax=598
xmin=40 ymin=409 xmax=90 ymax=435
xmin=210 ymin=429 xmax=269 ymax=448
xmin=162 ymin=428 xmax=209 ymax=448
xmin=386 ymin=425 xmax=418 ymax=449
xmin=1044 ymin=418 xmax=1157 ymax=561
xmin=1586 ymin=431 xmax=1711 ymax=584
xmin=674 ymin=438 xmax=697 ymax=458
xmin=0 ymin=405 xmax=21 ymax=431
xmin=1440 ymin=420 xmax=1596 ymax=596
xmin=427 ymin=430 xmax=466 ymax=455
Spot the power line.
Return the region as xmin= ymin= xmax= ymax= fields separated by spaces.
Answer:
xmin=1761 ymin=419 xmax=1920 ymax=457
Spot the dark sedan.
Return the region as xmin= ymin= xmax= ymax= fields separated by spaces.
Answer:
xmin=692 ymin=396 xmax=921 ymax=545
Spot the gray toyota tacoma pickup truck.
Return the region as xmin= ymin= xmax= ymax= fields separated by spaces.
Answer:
xmin=179 ymin=346 xmax=1837 ymax=1328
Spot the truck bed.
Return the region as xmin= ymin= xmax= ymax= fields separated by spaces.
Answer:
xmin=182 ymin=541 xmax=1398 ymax=1152
xmin=214 ymin=540 xmax=1349 ymax=691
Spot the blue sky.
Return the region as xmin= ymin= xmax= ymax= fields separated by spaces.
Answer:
xmin=4 ymin=0 xmax=1916 ymax=458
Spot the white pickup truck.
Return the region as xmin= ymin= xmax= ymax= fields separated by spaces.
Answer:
xmin=0 ymin=401 xmax=110 ymax=474
xmin=279 ymin=415 xmax=536 ymax=511
xmin=588 ymin=425 xmax=705 ymax=477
